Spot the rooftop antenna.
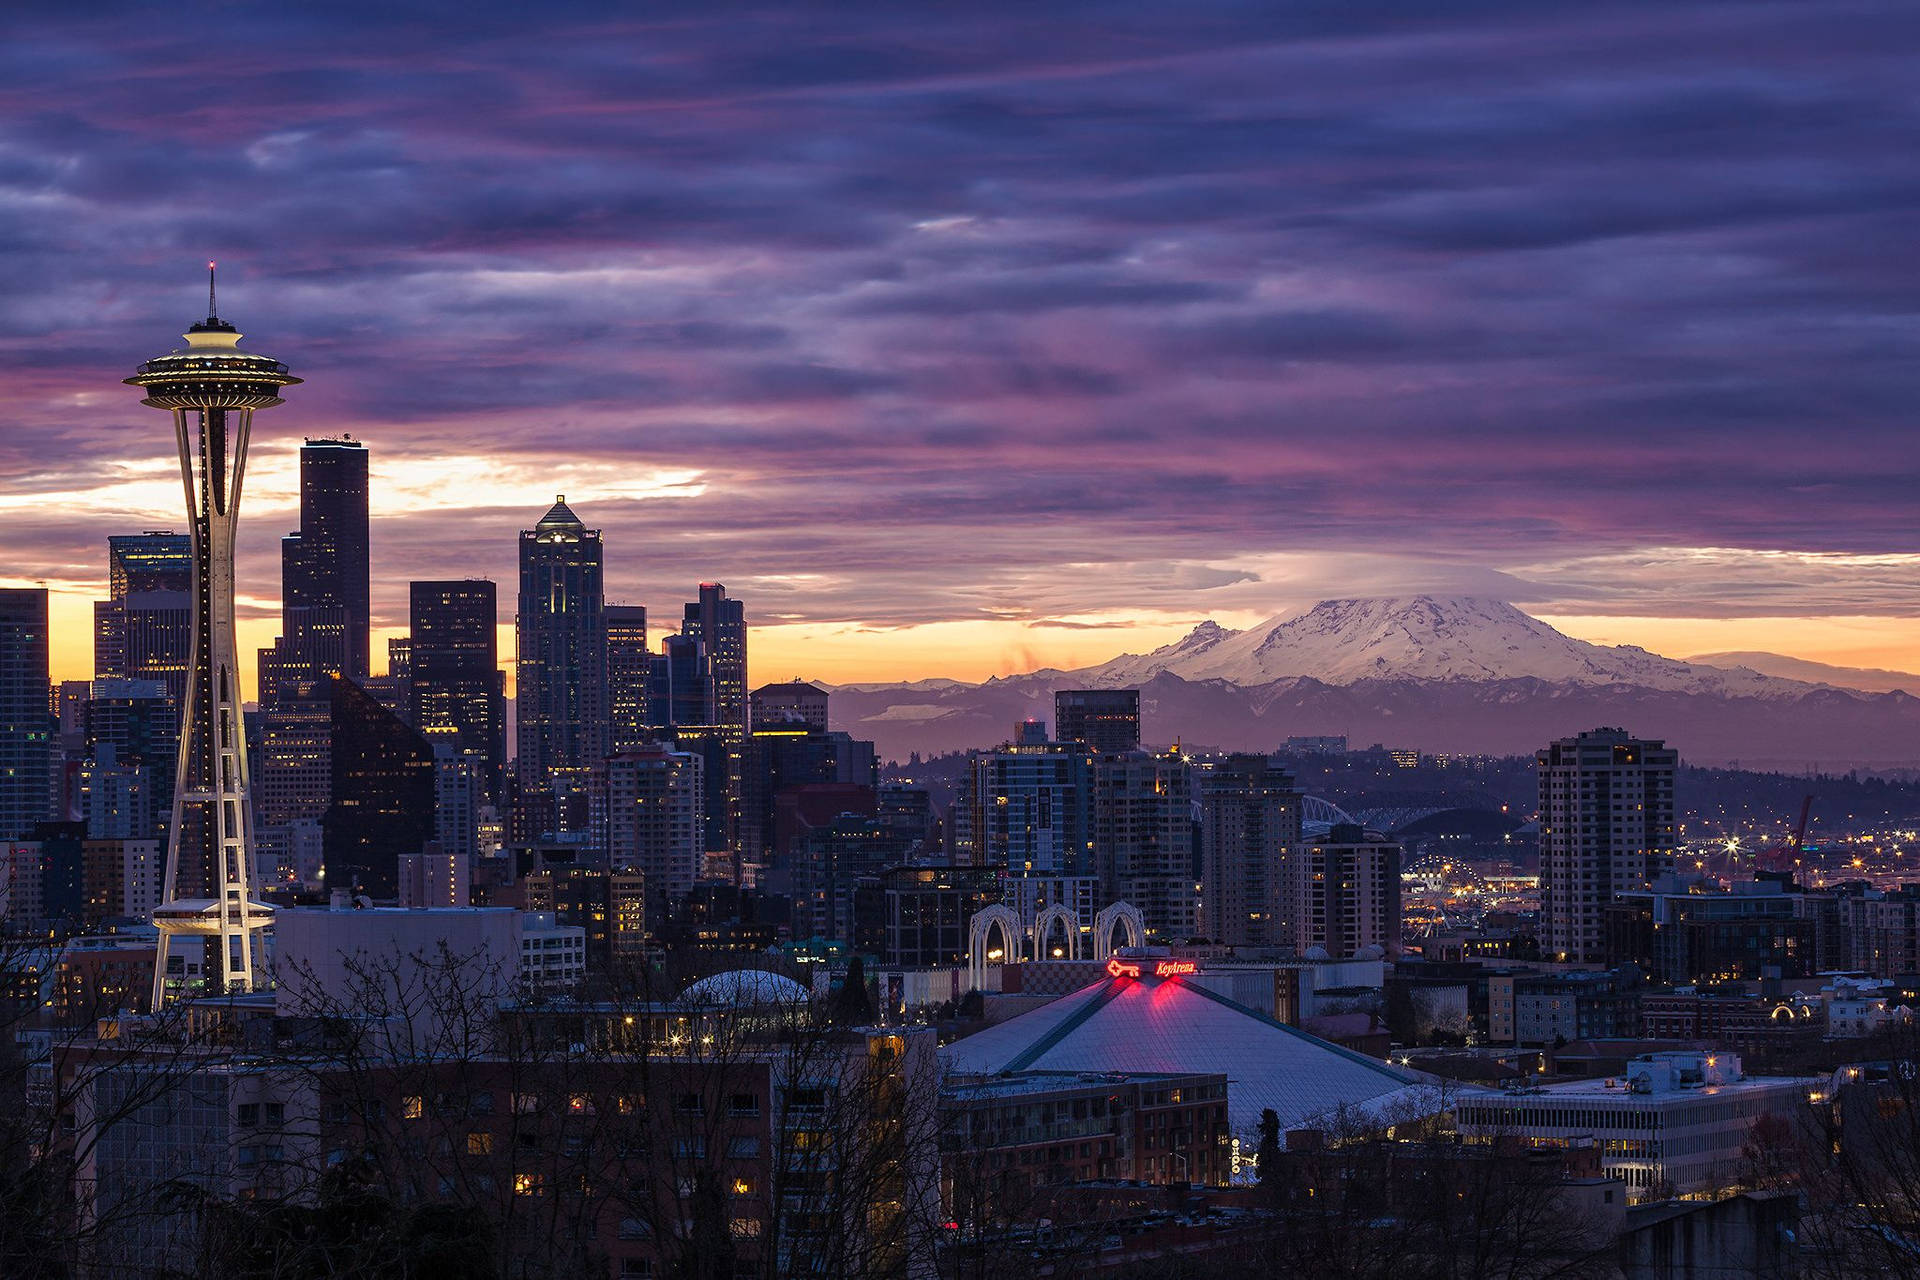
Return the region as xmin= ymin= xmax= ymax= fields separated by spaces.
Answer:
xmin=207 ymin=261 xmax=217 ymax=320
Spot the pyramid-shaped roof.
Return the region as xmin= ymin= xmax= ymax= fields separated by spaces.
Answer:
xmin=536 ymin=496 xmax=584 ymax=528
xmin=942 ymin=970 xmax=1433 ymax=1136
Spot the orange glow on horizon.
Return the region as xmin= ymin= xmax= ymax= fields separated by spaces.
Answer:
xmin=31 ymin=583 xmax=1920 ymax=702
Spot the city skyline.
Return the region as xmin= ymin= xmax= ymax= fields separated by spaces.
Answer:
xmin=4 ymin=3 xmax=1919 ymax=691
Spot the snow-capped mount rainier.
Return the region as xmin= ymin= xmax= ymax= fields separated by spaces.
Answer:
xmin=1080 ymin=596 xmax=1799 ymax=697
xmin=825 ymin=597 xmax=1920 ymax=767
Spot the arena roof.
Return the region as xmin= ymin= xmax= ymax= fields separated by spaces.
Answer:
xmin=941 ymin=967 xmax=1435 ymax=1136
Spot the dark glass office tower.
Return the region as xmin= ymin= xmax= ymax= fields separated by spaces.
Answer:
xmin=322 ymin=675 xmax=434 ymax=899
xmin=681 ymin=583 xmax=746 ymax=850
xmin=0 ymin=589 xmax=52 ymax=839
xmin=682 ymin=583 xmax=747 ymax=733
xmin=1054 ymin=688 xmax=1142 ymax=755
xmin=286 ymin=437 xmax=370 ymax=680
xmin=409 ymin=579 xmax=505 ymax=801
xmin=515 ymin=498 xmax=607 ymax=839
xmin=605 ymin=604 xmax=649 ymax=753
xmin=94 ymin=531 xmax=193 ymax=703
xmin=648 ymin=633 xmax=709 ymax=736
xmin=261 ymin=438 xmax=369 ymax=705
xmin=108 ymin=531 xmax=192 ymax=598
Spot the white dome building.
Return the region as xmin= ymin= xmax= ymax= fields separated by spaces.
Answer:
xmin=680 ymin=969 xmax=812 ymax=1007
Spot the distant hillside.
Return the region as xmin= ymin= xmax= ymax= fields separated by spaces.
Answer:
xmin=1686 ymin=651 xmax=1919 ymax=696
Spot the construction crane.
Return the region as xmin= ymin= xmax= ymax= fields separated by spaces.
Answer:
xmin=1756 ymin=795 xmax=1813 ymax=874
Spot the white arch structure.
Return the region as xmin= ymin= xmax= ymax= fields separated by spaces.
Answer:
xmin=1092 ymin=902 xmax=1146 ymax=960
xmin=968 ymin=905 xmax=1022 ymax=991
xmin=1033 ymin=904 xmax=1079 ymax=961
xmin=1301 ymin=795 xmax=1358 ymax=830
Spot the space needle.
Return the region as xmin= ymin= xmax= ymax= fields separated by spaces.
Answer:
xmin=127 ymin=267 xmax=300 ymax=1005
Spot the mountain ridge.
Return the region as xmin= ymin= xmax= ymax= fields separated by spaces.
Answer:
xmin=822 ymin=596 xmax=1920 ymax=766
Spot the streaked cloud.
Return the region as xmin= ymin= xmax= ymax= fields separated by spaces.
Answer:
xmin=0 ymin=0 xmax=1914 ymax=687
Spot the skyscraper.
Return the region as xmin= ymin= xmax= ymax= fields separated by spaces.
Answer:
xmin=94 ymin=532 xmax=192 ymax=702
xmin=322 ymin=675 xmax=435 ymax=899
xmin=409 ymin=579 xmax=504 ymax=801
xmin=965 ymin=736 xmax=1091 ymax=876
xmin=1197 ymin=754 xmax=1301 ymax=947
xmin=1091 ymin=751 xmax=1197 ymax=940
xmin=1537 ymin=727 xmax=1679 ymax=964
xmin=1286 ymin=824 xmax=1402 ymax=959
xmin=0 ymin=589 xmax=52 ymax=840
xmin=126 ymin=274 xmax=299 ymax=1001
xmin=605 ymin=604 xmax=650 ymax=753
xmin=287 ymin=437 xmax=370 ymax=679
xmin=515 ymin=497 xmax=607 ymax=839
xmin=647 ymin=633 xmax=708 ymax=736
xmin=257 ymin=438 xmax=369 ymax=707
xmin=681 ymin=582 xmax=746 ymax=848
xmin=107 ymin=530 xmax=193 ymax=599
xmin=600 ymin=746 xmax=704 ymax=912
xmin=1054 ymin=689 xmax=1142 ymax=755
xmin=683 ymin=583 xmax=747 ymax=727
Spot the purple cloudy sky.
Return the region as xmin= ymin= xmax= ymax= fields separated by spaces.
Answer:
xmin=2 ymin=1 xmax=1917 ymax=683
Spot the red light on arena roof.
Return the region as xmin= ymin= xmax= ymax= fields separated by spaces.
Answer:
xmin=1106 ymin=956 xmax=1199 ymax=980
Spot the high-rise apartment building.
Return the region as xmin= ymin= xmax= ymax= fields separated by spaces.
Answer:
xmin=1054 ymin=688 xmax=1141 ymax=755
xmin=600 ymin=747 xmax=704 ymax=910
xmin=75 ymin=747 xmax=152 ymax=840
xmin=605 ymin=604 xmax=650 ymax=752
xmin=1091 ymin=751 xmax=1197 ymax=940
xmin=1197 ymin=754 xmax=1301 ymax=947
xmin=1287 ymin=824 xmax=1401 ymax=958
xmin=409 ymin=579 xmax=504 ymax=801
xmin=965 ymin=738 xmax=1091 ymax=876
xmin=682 ymin=583 xmax=747 ymax=732
xmin=515 ymin=498 xmax=607 ymax=840
xmin=0 ymin=590 xmax=53 ymax=841
xmin=1537 ymin=727 xmax=1679 ymax=964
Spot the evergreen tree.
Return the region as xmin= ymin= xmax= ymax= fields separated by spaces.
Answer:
xmin=1256 ymin=1108 xmax=1282 ymax=1189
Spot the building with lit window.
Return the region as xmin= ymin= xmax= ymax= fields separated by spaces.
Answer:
xmin=1197 ymin=754 xmax=1301 ymax=947
xmin=0 ymin=588 xmax=52 ymax=840
xmin=1537 ymin=728 xmax=1678 ymax=964
xmin=1287 ymin=824 xmax=1401 ymax=959
xmin=605 ymin=604 xmax=650 ymax=753
xmin=521 ymin=865 xmax=649 ymax=972
xmin=1053 ymin=688 xmax=1141 ymax=755
xmin=1091 ymin=752 xmax=1196 ymax=940
xmin=410 ymin=579 xmax=505 ymax=802
xmin=600 ymin=747 xmax=703 ymax=914
xmin=1454 ymin=1052 xmax=1805 ymax=1200
xmin=515 ymin=498 xmax=607 ymax=841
